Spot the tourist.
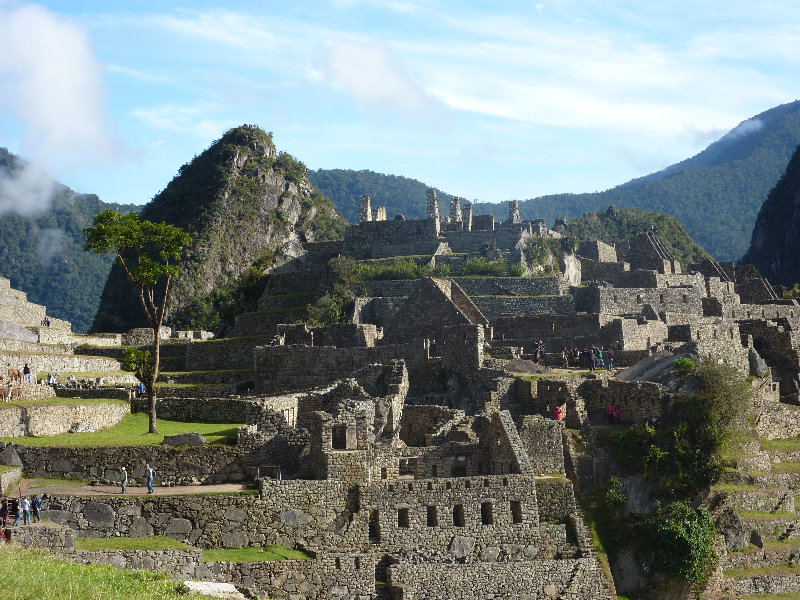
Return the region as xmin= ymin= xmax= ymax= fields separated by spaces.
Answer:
xmin=120 ymin=467 xmax=128 ymax=494
xmin=20 ymin=496 xmax=31 ymax=525
xmin=0 ymin=499 xmax=8 ymax=525
xmin=31 ymin=495 xmax=41 ymax=523
xmin=606 ymin=401 xmax=615 ymax=425
xmin=553 ymin=405 xmax=563 ymax=421
xmin=11 ymin=497 xmax=20 ymax=526
xmin=562 ymin=347 xmax=569 ymax=368
xmin=607 ymin=349 xmax=614 ymax=371
xmin=539 ymin=341 xmax=546 ymax=361
xmin=614 ymin=406 xmax=622 ymax=426
xmin=145 ymin=463 xmax=156 ymax=494
xmin=23 ymin=363 xmax=31 ymax=384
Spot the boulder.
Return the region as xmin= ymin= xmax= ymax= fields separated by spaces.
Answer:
xmin=182 ymin=581 xmax=246 ymax=600
xmin=448 ymin=535 xmax=475 ymax=558
xmin=717 ymin=506 xmax=748 ymax=551
xmin=0 ymin=445 xmax=23 ymax=467
xmin=83 ymin=502 xmax=116 ymax=529
xmin=163 ymin=432 xmax=207 ymax=446
xmin=128 ymin=516 xmax=154 ymax=537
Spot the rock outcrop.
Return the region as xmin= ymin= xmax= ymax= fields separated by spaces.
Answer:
xmin=741 ymin=143 xmax=800 ymax=286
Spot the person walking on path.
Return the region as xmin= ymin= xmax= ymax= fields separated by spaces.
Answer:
xmin=145 ymin=463 xmax=156 ymax=494
xmin=31 ymin=495 xmax=41 ymax=523
xmin=120 ymin=467 xmax=128 ymax=494
xmin=23 ymin=364 xmax=31 ymax=384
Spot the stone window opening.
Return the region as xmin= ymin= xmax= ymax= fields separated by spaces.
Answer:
xmin=369 ymin=510 xmax=381 ymax=543
xmin=427 ymin=482 xmax=433 ymax=491
xmin=398 ymin=508 xmax=410 ymax=528
xmin=683 ymin=294 xmax=689 ymax=303
xmin=335 ymin=557 xmax=341 ymax=569
xmin=484 ymin=478 xmax=490 ymax=488
xmin=354 ymin=557 xmax=361 ymax=569
xmin=381 ymin=468 xmax=388 ymax=480
xmin=729 ymin=330 xmax=734 ymax=339
xmin=427 ymin=505 xmax=438 ymax=527
xmin=465 ymin=480 xmax=471 ymax=489
xmin=451 ymin=456 xmax=467 ymax=477
xmin=503 ymin=477 xmax=509 ymax=486
xmin=431 ymin=465 xmax=438 ymax=477
xmin=399 ymin=457 xmax=417 ymax=479
xmin=453 ymin=504 xmax=465 ymax=527
xmin=636 ymin=295 xmax=643 ymax=304
xmin=712 ymin=329 xmax=717 ymax=339
xmin=407 ymin=483 xmax=413 ymax=491
xmin=481 ymin=502 xmax=494 ymax=525
xmin=331 ymin=424 xmax=354 ymax=450
xmin=659 ymin=294 xmax=664 ymax=304
xmin=446 ymin=481 xmax=452 ymax=490
xmin=510 ymin=501 xmax=523 ymax=524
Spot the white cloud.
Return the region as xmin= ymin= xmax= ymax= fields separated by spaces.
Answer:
xmin=0 ymin=160 xmax=56 ymax=216
xmin=132 ymin=103 xmax=236 ymax=139
xmin=0 ymin=3 xmax=118 ymax=173
xmin=722 ymin=118 xmax=765 ymax=141
xmin=37 ymin=228 xmax=67 ymax=268
xmin=320 ymin=39 xmax=442 ymax=117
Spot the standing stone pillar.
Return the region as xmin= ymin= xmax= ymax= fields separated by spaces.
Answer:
xmin=373 ymin=207 xmax=387 ymax=221
xmin=360 ymin=195 xmax=372 ymax=222
xmin=450 ymin=197 xmax=462 ymax=223
xmin=463 ymin=201 xmax=472 ymax=231
xmin=427 ymin=189 xmax=439 ymax=222
xmin=508 ymin=200 xmax=521 ymax=224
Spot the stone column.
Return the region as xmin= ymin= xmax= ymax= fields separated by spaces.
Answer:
xmin=463 ymin=201 xmax=472 ymax=231
xmin=508 ymin=200 xmax=521 ymax=224
xmin=360 ymin=194 xmax=372 ymax=222
xmin=427 ymin=188 xmax=439 ymax=222
xmin=450 ymin=197 xmax=462 ymax=223
xmin=374 ymin=207 xmax=387 ymax=221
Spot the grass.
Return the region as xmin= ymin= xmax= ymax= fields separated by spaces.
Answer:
xmin=0 ymin=464 xmax=18 ymax=475
xmin=724 ymin=565 xmax=800 ymax=577
xmin=74 ymin=536 xmax=193 ymax=551
xmin=715 ymin=483 xmax=785 ymax=492
xmin=762 ymin=436 xmax=800 ymax=453
xmin=738 ymin=510 xmax=799 ymax=520
xmin=741 ymin=594 xmax=800 ymax=600
xmin=772 ymin=462 xmax=800 ymax=474
xmin=153 ymin=382 xmax=229 ymax=388
xmin=0 ymin=545 xmax=188 ymax=600
xmin=0 ymin=398 xmax=128 ymax=410
xmin=202 ymin=544 xmax=313 ymax=562
xmin=0 ymin=413 xmax=243 ymax=448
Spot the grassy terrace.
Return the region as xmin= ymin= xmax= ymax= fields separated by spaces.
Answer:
xmin=0 ymin=413 xmax=243 ymax=447
xmin=738 ymin=510 xmax=799 ymax=520
xmin=202 ymin=545 xmax=314 ymax=562
xmin=0 ymin=546 xmax=187 ymax=600
xmin=725 ymin=565 xmax=800 ymax=577
xmin=772 ymin=462 xmax=800 ymax=473
xmin=763 ymin=436 xmax=800 ymax=452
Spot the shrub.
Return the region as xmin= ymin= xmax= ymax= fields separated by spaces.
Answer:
xmin=673 ymin=357 xmax=696 ymax=375
xmin=641 ymin=501 xmax=718 ymax=595
xmin=561 ymin=233 xmax=578 ymax=255
xmin=509 ymin=262 xmax=525 ymax=277
xmin=603 ymin=476 xmax=627 ymax=510
xmin=462 ymin=256 xmax=507 ymax=276
xmin=432 ymin=263 xmax=451 ymax=277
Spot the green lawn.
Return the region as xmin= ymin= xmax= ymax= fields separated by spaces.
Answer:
xmin=0 ymin=546 xmax=188 ymax=600
xmin=0 ymin=464 xmax=18 ymax=475
xmin=74 ymin=536 xmax=193 ymax=551
xmin=762 ymin=436 xmax=800 ymax=453
xmin=0 ymin=413 xmax=243 ymax=448
xmin=202 ymin=544 xmax=314 ymax=562
xmin=724 ymin=565 xmax=800 ymax=578
xmin=738 ymin=510 xmax=799 ymax=520
xmin=772 ymin=462 xmax=800 ymax=474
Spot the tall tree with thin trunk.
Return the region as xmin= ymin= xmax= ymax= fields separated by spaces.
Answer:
xmin=84 ymin=210 xmax=191 ymax=433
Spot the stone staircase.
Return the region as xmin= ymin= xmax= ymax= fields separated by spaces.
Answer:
xmin=718 ymin=437 xmax=800 ymax=597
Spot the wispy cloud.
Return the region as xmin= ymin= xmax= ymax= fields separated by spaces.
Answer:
xmin=132 ymin=103 xmax=236 ymax=139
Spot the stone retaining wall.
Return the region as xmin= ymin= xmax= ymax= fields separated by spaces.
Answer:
xmin=0 ymin=351 xmax=121 ymax=376
xmin=56 ymin=388 xmax=131 ymax=400
xmin=72 ymin=548 xmax=202 ymax=578
xmin=0 ymin=401 xmax=129 ymax=437
xmin=131 ymin=396 xmax=251 ymax=423
xmin=11 ymin=443 xmax=249 ymax=485
xmin=473 ymin=295 xmax=575 ymax=319
xmin=387 ymin=557 xmax=606 ymax=599
xmin=187 ymin=337 xmax=272 ymax=371
xmin=0 ymin=466 xmax=21 ymax=494
xmin=5 ymin=522 xmax=74 ymax=551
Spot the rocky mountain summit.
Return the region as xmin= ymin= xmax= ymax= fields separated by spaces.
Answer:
xmin=741 ymin=143 xmax=800 ymax=286
xmin=90 ymin=125 xmax=345 ymax=333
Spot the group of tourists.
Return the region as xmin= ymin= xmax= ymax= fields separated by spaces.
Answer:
xmin=562 ymin=345 xmax=614 ymax=371
xmin=0 ymin=495 xmax=42 ymax=528
xmin=119 ymin=463 xmax=157 ymax=494
xmin=530 ymin=340 xmax=547 ymax=363
xmin=606 ymin=401 xmax=622 ymax=425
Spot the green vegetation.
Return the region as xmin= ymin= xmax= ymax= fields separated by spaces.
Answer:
xmin=673 ymin=357 xmax=697 ymax=375
xmin=0 ymin=413 xmax=242 ymax=448
xmin=641 ymin=502 xmax=718 ymax=594
xmin=202 ymin=544 xmax=314 ymax=562
xmin=762 ymin=436 xmax=800 ymax=452
xmin=84 ymin=209 xmax=192 ymax=434
xmin=0 ymin=546 xmax=187 ymax=600
xmin=602 ymin=476 xmax=627 ymax=510
xmin=73 ymin=536 xmax=193 ymax=551
xmin=462 ymin=256 xmax=508 ymax=276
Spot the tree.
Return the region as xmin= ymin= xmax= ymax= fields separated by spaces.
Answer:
xmin=84 ymin=210 xmax=192 ymax=433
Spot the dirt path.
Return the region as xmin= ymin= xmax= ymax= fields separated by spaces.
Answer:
xmin=14 ymin=479 xmax=255 ymax=497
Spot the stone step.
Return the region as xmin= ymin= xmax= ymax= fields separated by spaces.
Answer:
xmin=725 ymin=569 xmax=800 ymax=596
xmin=723 ymin=541 xmax=800 ymax=570
xmin=717 ymin=486 xmax=796 ymax=513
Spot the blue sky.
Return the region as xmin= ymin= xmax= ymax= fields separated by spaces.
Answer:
xmin=1 ymin=0 xmax=799 ymax=211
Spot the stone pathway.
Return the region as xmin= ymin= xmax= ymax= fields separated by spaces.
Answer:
xmin=13 ymin=479 xmax=253 ymax=497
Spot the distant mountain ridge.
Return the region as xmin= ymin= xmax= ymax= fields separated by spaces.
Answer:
xmin=0 ymin=148 xmax=138 ymax=333
xmin=311 ymin=101 xmax=800 ymax=262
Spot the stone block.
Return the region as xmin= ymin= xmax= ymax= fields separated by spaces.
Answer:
xmin=0 ymin=446 xmax=22 ymax=467
xmin=128 ymin=516 xmax=154 ymax=537
xmin=163 ymin=433 xmax=207 ymax=447
xmin=449 ymin=535 xmax=475 ymax=558
xmin=83 ymin=502 xmax=115 ymax=528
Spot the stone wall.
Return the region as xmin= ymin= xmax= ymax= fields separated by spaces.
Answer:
xmin=201 ymin=554 xmax=375 ymax=600
xmin=72 ymin=548 xmax=202 ymax=578
xmin=344 ymin=219 xmax=440 ymax=259
xmin=0 ymin=466 xmax=21 ymax=494
xmin=575 ymin=285 xmax=703 ymax=316
xmin=578 ymin=240 xmax=617 ymax=262
xmin=234 ymin=308 xmax=307 ymax=338
xmin=579 ymin=257 xmax=627 ymax=283
xmin=0 ymin=401 xmax=129 ymax=437
xmin=186 ymin=336 xmax=272 ymax=371
xmin=12 ymin=443 xmax=249 ymax=485
xmin=5 ymin=522 xmax=74 ymax=551
xmin=453 ymin=277 xmax=562 ymax=297
xmin=121 ymin=327 xmax=173 ymax=346
xmin=473 ymin=295 xmax=576 ymax=319
xmin=443 ymin=229 xmax=526 ymax=254
xmin=533 ymin=477 xmax=577 ymax=522
xmin=0 ymin=351 xmax=121 ymax=377
xmin=55 ymin=388 xmax=131 ymax=400
xmin=517 ymin=415 xmax=566 ymax=475
xmin=130 ymin=396 xmax=251 ymax=423
xmin=387 ymin=558 xmax=606 ymax=599
xmin=255 ymin=341 xmax=428 ymax=395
